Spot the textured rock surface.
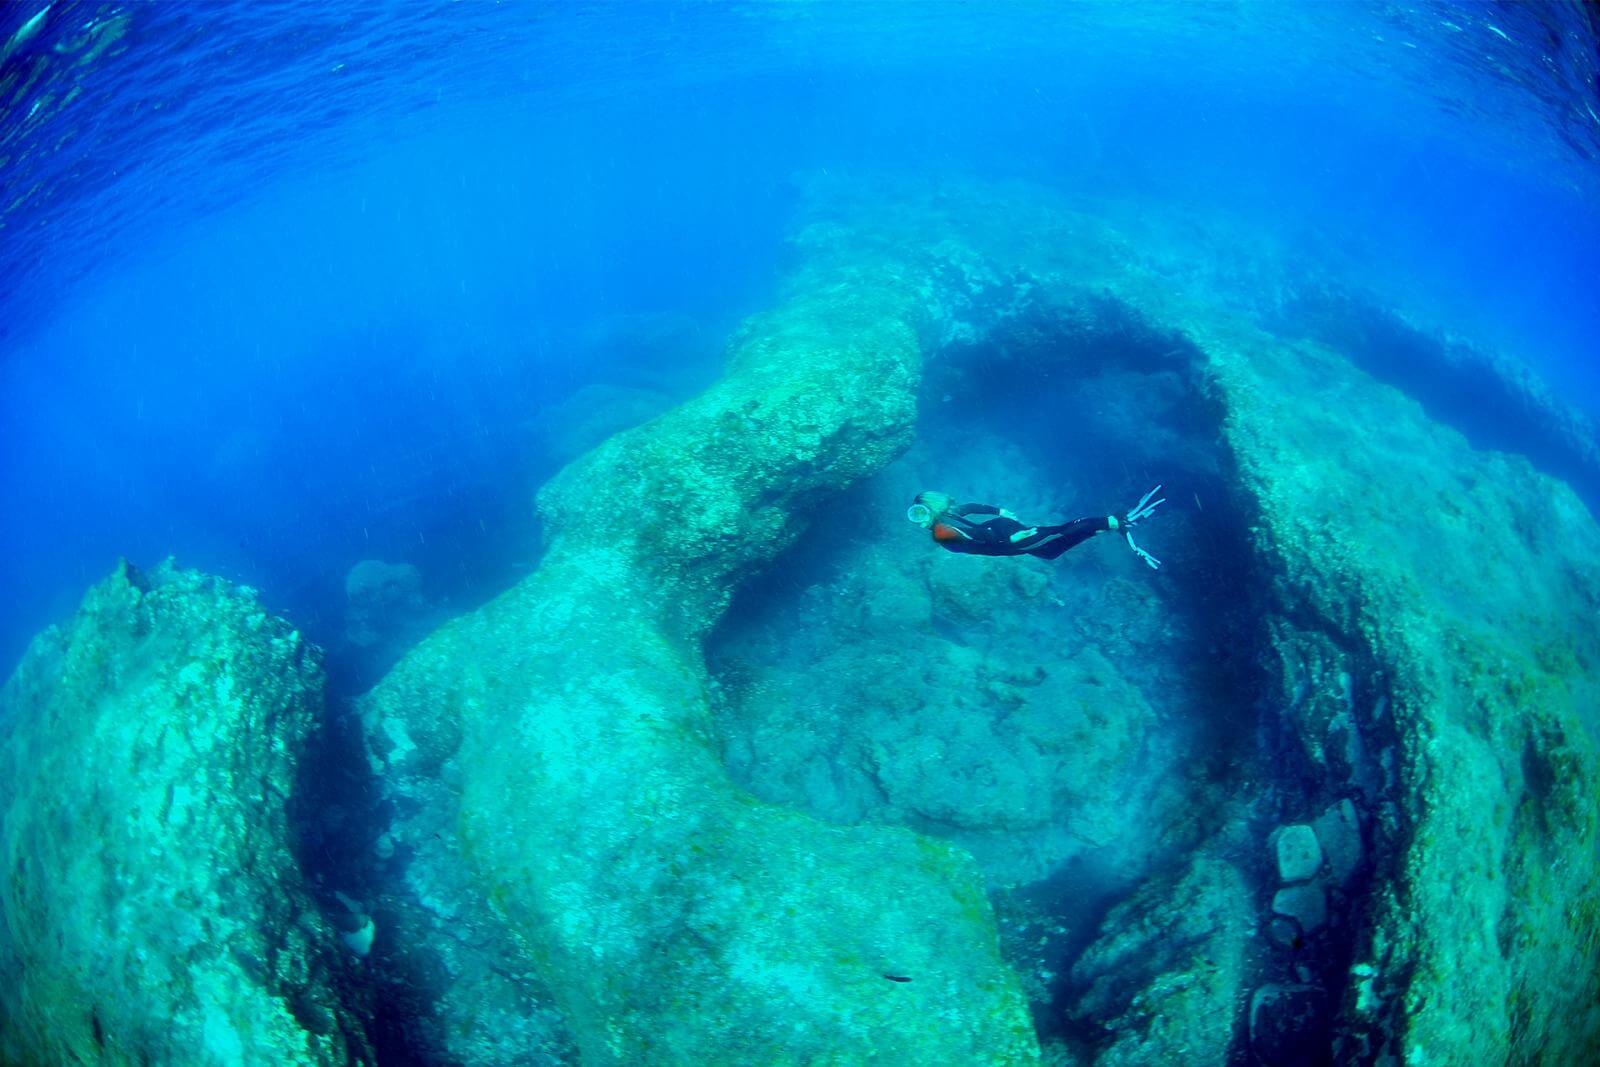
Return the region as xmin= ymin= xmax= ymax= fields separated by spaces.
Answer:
xmin=0 ymin=560 xmax=368 ymax=1067
xmin=1068 ymin=854 xmax=1254 ymax=1066
xmin=1206 ymin=319 xmax=1600 ymax=1065
xmin=710 ymin=520 xmax=1178 ymax=886
xmin=16 ymin=176 xmax=1571 ymax=1064
xmin=721 ymin=177 xmax=1600 ymax=1063
xmin=359 ymin=248 xmax=1039 ymax=1062
xmin=1311 ymin=799 xmax=1361 ymax=886
xmin=344 ymin=558 xmax=425 ymax=648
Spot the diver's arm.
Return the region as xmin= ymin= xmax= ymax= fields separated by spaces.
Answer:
xmin=956 ymin=502 xmax=1022 ymax=521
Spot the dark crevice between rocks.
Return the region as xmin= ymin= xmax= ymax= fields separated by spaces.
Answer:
xmin=952 ymin=303 xmax=1283 ymax=1061
xmin=1272 ymin=289 xmax=1600 ymax=514
xmin=1245 ymin=661 xmax=1392 ymax=1066
xmin=709 ymin=286 xmax=1283 ymax=1059
xmin=958 ymin=292 xmax=1409 ymax=1065
xmin=1208 ymin=456 xmax=1406 ymax=1062
xmin=290 ymin=693 xmax=431 ymax=1065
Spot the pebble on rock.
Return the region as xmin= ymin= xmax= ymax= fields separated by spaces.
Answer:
xmin=1312 ymin=799 xmax=1362 ymax=885
xmin=1274 ymin=824 xmax=1323 ymax=883
xmin=1272 ymin=885 xmax=1327 ymax=933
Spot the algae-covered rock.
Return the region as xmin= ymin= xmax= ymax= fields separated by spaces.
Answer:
xmin=361 ymin=253 xmax=1039 ymax=1062
xmin=710 ymin=516 xmax=1171 ymax=886
xmin=351 ymin=629 xmax=575 ymax=1066
xmin=1069 ymin=854 xmax=1253 ymax=1066
xmin=1204 ymin=322 xmax=1600 ymax=1065
xmin=0 ymin=560 xmax=368 ymax=1067
xmin=344 ymin=558 xmax=425 ymax=648
xmin=787 ymin=175 xmax=1600 ymax=1064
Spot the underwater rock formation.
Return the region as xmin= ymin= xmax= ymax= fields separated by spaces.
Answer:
xmin=1207 ymin=318 xmax=1600 ymax=1066
xmin=703 ymin=176 xmax=1600 ymax=1064
xmin=708 ymin=483 xmax=1187 ymax=889
xmin=344 ymin=558 xmax=426 ymax=649
xmin=0 ymin=560 xmax=368 ymax=1066
xmin=357 ymin=252 xmax=1039 ymax=1062
xmin=1069 ymin=853 xmax=1254 ymax=1066
xmin=6 ymin=175 xmax=1593 ymax=1066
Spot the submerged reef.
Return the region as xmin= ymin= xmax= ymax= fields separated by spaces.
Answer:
xmin=355 ymin=246 xmax=1038 ymax=1063
xmin=344 ymin=559 xmax=427 ymax=650
xmin=0 ymin=561 xmax=369 ymax=1066
xmin=2 ymin=174 xmax=1598 ymax=1066
xmin=726 ymin=175 xmax=1600 ymax=1065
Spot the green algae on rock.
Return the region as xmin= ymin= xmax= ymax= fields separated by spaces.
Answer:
xmin=360 ymin=257 xmax=1039 ymax=1062
xmin=335 ymin=175 xmax=1600 ymax=1063
xmin=709 ymin=515 xmax=1178 ymax=888
xmin=710 ymin=176 xmax=1600 ymax=1063
xmin=1068 ymin=854 xmax=1253 ymax=1067
xmin=1204 ymin=325 xmax=1600 ymax=1066
xmin=0 ymin=560 xmax=368 ymax=1067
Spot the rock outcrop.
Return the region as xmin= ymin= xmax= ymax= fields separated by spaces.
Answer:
xmin=0 ymin=560 xmax=368 ymax=1067
xmin=344 ymin=559 xmax=426 ymax=649
xmin=1206 ymin=319 xmax=1600 ymax=1065
xmin=357 ymin=250 xmax=1039 ymax=1062
xmin=7 ymin=175 xmax=1594 ymax=1066
xmin=704 ymin=176 xmax=1600 ymax=1064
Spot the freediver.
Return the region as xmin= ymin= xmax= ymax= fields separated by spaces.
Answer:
xmin=906 ymin=486 xmax=1166 ymax=568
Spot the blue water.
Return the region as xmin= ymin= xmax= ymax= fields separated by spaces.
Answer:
xmin=2 ymin=0 xmax=1598 ymax=672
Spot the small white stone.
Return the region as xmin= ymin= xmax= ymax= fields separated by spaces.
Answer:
xmin=1275 ymin=824 xmax=1323 ymax=882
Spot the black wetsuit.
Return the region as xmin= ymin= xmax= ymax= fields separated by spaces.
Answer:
xmin=930 ymin=502 xmax=1110 ymax=560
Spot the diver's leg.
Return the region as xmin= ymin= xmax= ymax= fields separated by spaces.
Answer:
xmin=1022 ymin=518 xmax=1106 ymax=559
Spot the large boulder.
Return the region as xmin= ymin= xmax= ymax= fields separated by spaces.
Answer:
xmin=1068 ymin=853 xmax=1254 ymax=1066
xmin=0 ymin=560 xmax=369 ymax=1066
xmin=794 ymin=176 xmax=1600 ymax=1065
xmin=1203 ymin=319 xmax=1600 ymax=1065
xmin=358 ymin=251 xmax=1040 ymax=1062
xmin=344 ymin=558 xmax=426 ymax=649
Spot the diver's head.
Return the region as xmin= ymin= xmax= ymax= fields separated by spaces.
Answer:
xmin=907 ymin=491 xmax=951 ymax=528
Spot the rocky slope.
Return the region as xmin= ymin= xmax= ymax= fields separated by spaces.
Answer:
xmin=4 ymin=175 xmax=1595 ymax=1066
xmin=354 ymin=246 xmax=1040 ymax=1063
xmin=0 ymin=560 xmax=369 ymax=1066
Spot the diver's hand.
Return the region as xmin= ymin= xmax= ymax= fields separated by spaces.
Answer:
xmin=999 ymin=508 xmax=1018 ymax=520
xmin=1008 ymin=526 xmax=1038 ymax=543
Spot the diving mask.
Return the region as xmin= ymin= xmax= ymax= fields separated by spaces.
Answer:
xmin=906 ymin=503 xmax=933 ymax=525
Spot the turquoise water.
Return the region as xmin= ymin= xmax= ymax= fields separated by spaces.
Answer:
xmin=1 ymin=4 xmax=1598 ymax=1065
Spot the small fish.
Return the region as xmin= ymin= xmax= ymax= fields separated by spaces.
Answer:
xmin=882 ymin=974 xmax=912 ymax=983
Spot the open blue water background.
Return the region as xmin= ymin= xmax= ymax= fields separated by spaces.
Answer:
xmin=1 ymin=1 xmax=1597 ymax=673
